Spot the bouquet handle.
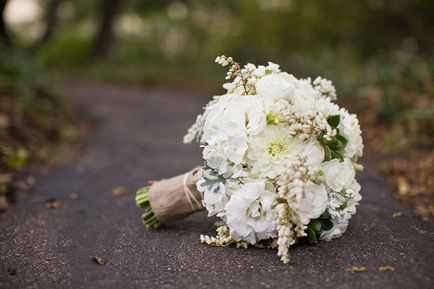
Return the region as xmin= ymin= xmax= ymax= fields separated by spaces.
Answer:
xmin=136 ymin=167 xmax=204 ymax=227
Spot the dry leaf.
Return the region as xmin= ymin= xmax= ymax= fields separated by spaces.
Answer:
xmin=397 ymin=177 xmax=410 ymax=196
xmin=345 ymin=266 xmax=366 ymax=273
xmin=90 ymin=255 xmax=110 ymax=265
xmin=392 ymin=212 xmax=402 ymax=218
xmin=379 ymin=265 xmax=395 ymax=272
xmin=111 ymin=186 xmax=126 ymax=197
xmin=46 ymin=199 xmax=62 ymax=209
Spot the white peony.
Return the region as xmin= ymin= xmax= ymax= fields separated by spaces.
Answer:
xmin=247 ymin=125 xmax=304 ymax=179
xmin=225 ymin=181 xmax=277 ymax=244
xmin=256 ymin=73 xmax=295 ymax=109
xmin=322 ymin=159 xmax=356 ymax=192
xmin=338 ymin=110 xmax=363 ymax=159
xmin=299 ymin=181 xmax=328 ymax=224
xmin=201 ymin=95 xmax=266 ymax=144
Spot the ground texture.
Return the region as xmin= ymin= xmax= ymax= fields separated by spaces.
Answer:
xmin=0 ymin=84 xmax=433 ymax=289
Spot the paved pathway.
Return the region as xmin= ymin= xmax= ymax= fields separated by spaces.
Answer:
xmin=0 ymin=84 xmax=433 ymax=289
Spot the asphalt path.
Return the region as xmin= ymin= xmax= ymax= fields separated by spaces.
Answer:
xmin=0 ymin=84 xmax=433 ymax=289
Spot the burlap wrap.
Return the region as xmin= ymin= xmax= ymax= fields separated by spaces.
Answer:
xmin=149 ymin=167 xmax=204 ymax=223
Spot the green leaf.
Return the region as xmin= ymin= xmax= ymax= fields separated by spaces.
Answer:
xmin=336 ymin=134 xmax=348 ymax=146
xmin=321 ymin=219 xmax=334 ymax=231
xmin=324 ymin=145 xmax=332 ymax=161
xmin=307 ymin=227 xmax=318 ymax=245
xmin=330 ymin=150 xmax=344 ymax=160
xmin=309 ymin=220 xmax=322 ymax=233
xmin=318 ymin=213 xmax=331 ymax=219
xmin=327 ymin=115 xmax=340 ymax=128
xmin=325 ymin=138 xmax=340 ymax=150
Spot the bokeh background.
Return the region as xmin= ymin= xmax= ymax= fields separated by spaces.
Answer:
xmin=0 ymin=0 xmax=433 ymax=219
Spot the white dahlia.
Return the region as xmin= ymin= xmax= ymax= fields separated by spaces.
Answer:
xmin=247 ymin=125 xmax=304 ymax=179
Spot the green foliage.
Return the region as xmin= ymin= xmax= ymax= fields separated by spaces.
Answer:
xmin=318 ymin=116 xmax=348 ymax=161
xmin=19 ymin=0 xmax=433 ymax=152
xmin=199 ymin=166 xmax=227 ymax=194
xmin=0 ymin=48 xmax=76 ymax=181
xmin=4 ymin=147 xmax=29 ymax=170
xmin=306 ymin=214 xmax=334 ymax=245
xmin=37 ymin=30 xmax=92 ymax=69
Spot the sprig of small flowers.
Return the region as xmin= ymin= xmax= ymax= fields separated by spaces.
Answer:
xmin=215 ymin=55 xmax=257 ymax=95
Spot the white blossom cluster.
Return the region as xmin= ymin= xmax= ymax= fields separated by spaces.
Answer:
xmin=185 ymin=56 xmax=364 ymax=263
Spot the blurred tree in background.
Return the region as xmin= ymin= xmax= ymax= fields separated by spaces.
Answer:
xmin=0 ymin=0 xmax=433 ymax=215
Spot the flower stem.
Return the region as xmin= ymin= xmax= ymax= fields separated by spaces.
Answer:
xmin=135 ymin=186 xmax=164 ymax=228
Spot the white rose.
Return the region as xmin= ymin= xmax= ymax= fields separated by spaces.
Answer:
xmin=256 ymin=73 xmax=295 ymax=109
xmin=287 ymin=75 xmax=321 ymax=113
xmin=202 ymin=95 xmax=266 ymax=141
xmin=292 ymin=92 xmax=316 ymax=113
xmin=303 ymin=138 xmax=324 ymax=167
xmin=225 ymin=182 xmax=277 ymax=244
xmin=299 ymin=181 xmax=328 ymax=224
xmin=322 ymin=159 xmax=355 ymax=192
xmin=339 ymin=110 xmax=363 ymax=159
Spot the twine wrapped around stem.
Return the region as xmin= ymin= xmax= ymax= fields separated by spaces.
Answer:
xmin=136 ymin=167 xmax=204 ymax=227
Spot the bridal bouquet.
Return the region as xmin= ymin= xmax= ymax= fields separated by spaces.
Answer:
xmin=136 ymin=56 xmax=363 ymax=263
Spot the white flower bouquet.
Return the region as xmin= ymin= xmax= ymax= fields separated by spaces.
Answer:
xmin=136 ymin=56 xmax=363 ymax=263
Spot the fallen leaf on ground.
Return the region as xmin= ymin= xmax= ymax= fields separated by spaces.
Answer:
xmin=111 ymin=186 xmax=126 ymax=197
xmin=45 ymin=199 xmax=62 ymax=209
xmin=0 ymin=174 xmax=12 ymax=183
xmin=392 ymin=212 xmax=402 ymax=218
xmin=45 ymin=257 xmax=58 ymax=261
xmin=90 ymin=255 xmax=110 ymax=265
xmin=345 ymin=266 xmax=366 ymax=273
xmin=397 ymin=177 xmax=410 ymax=195
xmin=379 ymin=265 xmax=395 ymax=272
